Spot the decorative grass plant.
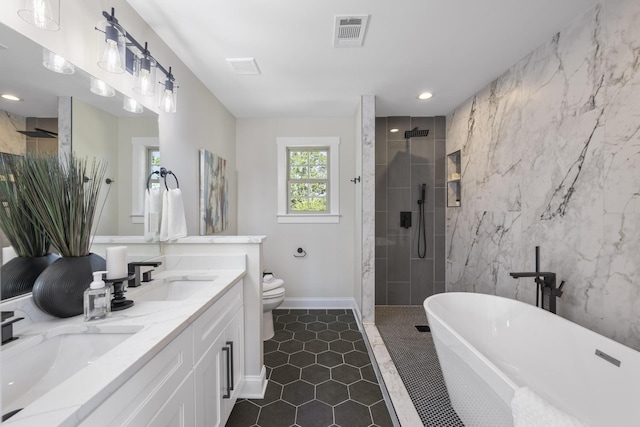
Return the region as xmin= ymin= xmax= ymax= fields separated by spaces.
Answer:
xmin=0 ymin=156 xmax=50 ymax=258
xmin=12 ymin=153 xmax=107 ymax=257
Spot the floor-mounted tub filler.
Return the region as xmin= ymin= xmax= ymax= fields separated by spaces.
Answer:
xmin=424 ymin=292 xmax=640 ymax=427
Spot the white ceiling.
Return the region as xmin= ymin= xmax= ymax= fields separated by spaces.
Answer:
xmin=127 ymin=0 xmax=598 ymax=118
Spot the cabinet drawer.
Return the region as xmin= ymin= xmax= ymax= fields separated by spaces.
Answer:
xmin=192 ymin=280 xmax=243 ymax=364
xmin=79 ymin=327 xmax=194 ymax=427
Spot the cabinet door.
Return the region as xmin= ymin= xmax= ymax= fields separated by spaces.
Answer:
xmin=147 ymin=372 xmax=195 ymax=427
xmin=194 ymin=332 xmax=226 ymax=427
xmin=224 ymin=307 xmax=245 ymax=414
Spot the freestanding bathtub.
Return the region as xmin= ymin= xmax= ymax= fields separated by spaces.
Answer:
xmin=424 ymin=292 xmax=640 ymax=427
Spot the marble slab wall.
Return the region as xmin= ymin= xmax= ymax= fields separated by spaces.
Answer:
xmin=0 ymin=109 xmax=26 ymax=154
xmin=446 ymin=0 xmax=640 ymax=350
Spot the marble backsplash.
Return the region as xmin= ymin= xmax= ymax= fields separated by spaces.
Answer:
xmin=446 ymin=0 xmax=640 ymax=351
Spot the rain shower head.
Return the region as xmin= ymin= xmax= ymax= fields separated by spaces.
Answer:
xmin=404 ymin=127 xmax=429 ymax=138
xmin=16 ymin=128 xmax=58 ymax=138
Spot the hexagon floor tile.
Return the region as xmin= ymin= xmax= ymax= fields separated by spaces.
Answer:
xmin=226 ymin=309 xmax=394 ymax=427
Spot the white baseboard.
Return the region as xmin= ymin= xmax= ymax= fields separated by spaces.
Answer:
xmin=238 ymin=366 xmax=267 ymax=399
xmin=280 ymin=297 xmax=357 ymax=310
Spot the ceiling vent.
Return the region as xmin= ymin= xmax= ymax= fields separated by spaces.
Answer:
xmin=333 ymin=15 xmax=369 ymax=48
xmin=226 ymin=58 xmax=261 ymax=75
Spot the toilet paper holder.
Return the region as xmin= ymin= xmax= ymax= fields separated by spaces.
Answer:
xmin=294 ymin=247 xmax=307 ymax=258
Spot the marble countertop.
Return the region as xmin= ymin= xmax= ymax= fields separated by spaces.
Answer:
xmin=2 ymin=268 xmax=246 ymax=426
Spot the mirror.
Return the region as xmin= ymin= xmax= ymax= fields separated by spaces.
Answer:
xmin=0 ymin=22 xmax=160 ymax=299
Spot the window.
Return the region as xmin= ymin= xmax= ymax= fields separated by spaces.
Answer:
xmin=146 ymin=147 xmax=161 ymax=190
xmin=277 ymin=137 xmax=340 ymax=223
xmin=287 ymin=147 xmax=329 ymax=213
xmin=131 ymin=137 xmax=160 ymax=223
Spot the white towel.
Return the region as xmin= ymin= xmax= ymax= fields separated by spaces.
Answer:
xmin=512 ymin=387 xmax=589 ymax=427
xmin=144 ymin=188 xmax=161 ymax=242
xmin=159 ymin=188 xmax=188 ymax=241
xmin=263 ymin=274 xmax=274 ymax=283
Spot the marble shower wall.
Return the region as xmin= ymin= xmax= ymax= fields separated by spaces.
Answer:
xmin=446 ymin=0 xmax=640 ymax=350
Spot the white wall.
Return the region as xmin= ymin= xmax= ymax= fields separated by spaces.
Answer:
xmin=0 ymin=0 xmax=237 ymax=235
xmin=72 ymin=99 xmax=119 ymax=236
xmin=236 ymin=117 xmax=356 ymax=299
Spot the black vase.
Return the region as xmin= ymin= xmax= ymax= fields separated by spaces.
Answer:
xmin=1 ymin=253 xmax=60 ymax=300
xmin=32 ymin=253 xmax=107 ymax=318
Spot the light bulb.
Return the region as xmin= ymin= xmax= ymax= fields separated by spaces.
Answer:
xmin=43 ymin=49 xmax=74 ymax=74
xmin=32 ymin=0 xmax=49 ymax=28
xmin=133 ymin=55 xmax=156 ymax=97
xmin=159 ymin=79 xmax=177 ymax=113
xmin=18 ymin=0 xmax=59 ymax=31
xmin=161 ymin=90 xmax=176 ymax=113
xmin=97 ymin=21 xmax=125 ymax=73
xmin=123 ymin=97 xmax=143 ymax=113
xmin=90 ymin=77 xmax=115 ymax=97
xmin=102 ymin=40 xmax=122 ymax=73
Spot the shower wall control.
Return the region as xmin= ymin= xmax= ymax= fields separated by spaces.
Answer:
xmin=400 ymin=211 xmax=412 ymax=228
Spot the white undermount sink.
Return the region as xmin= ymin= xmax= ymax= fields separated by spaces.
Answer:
xmin=128 ymin=278 xmax=220 ymax=302
xmin=1 ymin=324 xmax=141 ymax=420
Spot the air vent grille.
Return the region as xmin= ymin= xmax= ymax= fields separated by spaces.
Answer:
xmin=226 ymin=58 xmax=261 ymax=75
xmin=333 ymin=15 xmax=369 ymax=48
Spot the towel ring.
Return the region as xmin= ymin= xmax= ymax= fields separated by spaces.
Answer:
xmin=146 ymin=170 xmax=160 ymax=191
xmin=160 ymin=167 xmax=180 ymax=190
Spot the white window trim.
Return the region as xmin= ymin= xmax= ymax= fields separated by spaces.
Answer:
xmin=277 ymin=137 xmax=340 ymax=224
xmin=131 ymin=137 xmax=159 ymax=224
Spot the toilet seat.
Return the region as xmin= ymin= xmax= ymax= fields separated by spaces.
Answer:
xmin=263 ymin=278 xmax=284 ymax=292
xmin=263 ymin=287 xmax=285 ymax=299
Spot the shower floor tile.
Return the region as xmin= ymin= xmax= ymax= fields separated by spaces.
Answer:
xmin=376 ymin=305 xmax=464 ymax=426
xmin=226 ymin=309 xmax=395 ymax=427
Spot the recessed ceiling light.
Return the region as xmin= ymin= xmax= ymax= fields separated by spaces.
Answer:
xmin=1 ymin=94 xmax=21 ymax=101
xmin=390 ymin=128 xmax=399 ymax=133
xmin=418 ymin=92 xmax=433 ymax=100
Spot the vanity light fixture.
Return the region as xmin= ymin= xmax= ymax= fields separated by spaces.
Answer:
xmin=123 ymin=96 xmax=143 ymax=114
xmin=418 ymin=92 xmax=433 ymax=100
xmin=42 ymin=48 xmax=74 ymax=74
xmin=1 ymin=94 xmax=22 ymax=102
xmin=17 ymin=0 xmax=60 ymax=31
xmin=133 ymin=43 xmax=156 ymax=97
xmin=95 ymin=8 xmax=178 ymax=112
xmin=90 ymin=77 xmax=115 ymax=97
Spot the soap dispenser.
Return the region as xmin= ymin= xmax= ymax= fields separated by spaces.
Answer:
xmin=84 ymin=271 xmax=111 ymax=321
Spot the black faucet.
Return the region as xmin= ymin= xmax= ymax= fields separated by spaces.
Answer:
xmin=127 ymin=261 xmax=162 ymax=287
xmin=509 ymin=247 xmax=565 ymax=314
xmin=1 ymin=311 xmax=24 ymax=345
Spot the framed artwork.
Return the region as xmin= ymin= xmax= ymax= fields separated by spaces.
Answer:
xmin=199 ymin=149 xmax=228 ymax=234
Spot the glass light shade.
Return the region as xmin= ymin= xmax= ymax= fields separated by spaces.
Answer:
xmin=42 ymin=48 xmax=74 ymax=74
xmin=133 ymin=54 xmax=157 ymax=97
xmin=123 ymin=96 xmax=143 ymax=113
xmin=90 ymin=77 xmax=115 ymax=97
xmin=96 ymin=19 xmax=126 ymax=74
xmin=159 ymin=79 xmax=177 ymax=113
xmin=17 ymin=0 xmax=60 ymax=31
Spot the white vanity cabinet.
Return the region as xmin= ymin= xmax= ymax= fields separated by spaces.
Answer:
xmin=79 ymin=279 xmax=244 ymax=427
xmin=79 ymin=328 xmax=195 ymax=427
xmin=193 ymin=281 xmax=244 ymax=426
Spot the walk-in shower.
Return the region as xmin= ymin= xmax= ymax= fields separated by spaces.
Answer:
xmin=374 ymin=116 xmax=446 ymax=306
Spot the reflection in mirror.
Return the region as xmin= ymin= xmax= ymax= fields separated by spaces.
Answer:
xmin=0 ymin=22 xmax=160 ymax=300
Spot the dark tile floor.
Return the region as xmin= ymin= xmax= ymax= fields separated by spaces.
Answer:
xmin=226 ymin=309 xmax=395 ymax=427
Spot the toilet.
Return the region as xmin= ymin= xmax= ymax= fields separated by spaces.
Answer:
xmin=262 ymin=277 xmax=285 ymax=340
